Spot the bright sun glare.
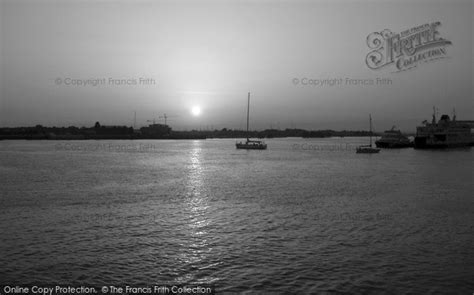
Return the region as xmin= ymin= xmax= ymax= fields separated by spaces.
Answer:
xmin=191 ymin=106 xmax=201 ymax=116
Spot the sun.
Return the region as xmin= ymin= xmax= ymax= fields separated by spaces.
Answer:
xmin=191 ymin=106 xmax=201 ymax=116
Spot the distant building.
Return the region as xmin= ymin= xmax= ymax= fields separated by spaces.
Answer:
xmin=139 ymin=124 xmax=171 ymax=138
xmin=94 ymin=123 xmax=133 ymax=136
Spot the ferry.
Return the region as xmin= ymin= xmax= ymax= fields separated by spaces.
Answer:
xmin=414 ymin=109 xmax=474 ymax=149
xmin=375 ymin=126 xmax=413 ymax=148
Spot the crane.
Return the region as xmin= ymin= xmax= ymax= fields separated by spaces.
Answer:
xmin=158 ymin=113 xmax=178 ymax=126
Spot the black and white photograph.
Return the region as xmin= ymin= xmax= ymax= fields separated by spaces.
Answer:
xmin=0 ymin=0 xmax=473 ymax=294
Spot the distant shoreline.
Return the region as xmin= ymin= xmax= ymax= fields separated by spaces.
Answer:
xmin=0 ymin=124 xmax=414 ymax=141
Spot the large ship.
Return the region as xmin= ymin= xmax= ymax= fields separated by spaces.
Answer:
xmin=414 ymin=109 xmax=474 ymax=149
xmin=375 ymin=126 xmax=413 ymax=148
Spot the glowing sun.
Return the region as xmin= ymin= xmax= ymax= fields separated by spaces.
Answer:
xmin=191 ymin=106 xmax=201 ymax=116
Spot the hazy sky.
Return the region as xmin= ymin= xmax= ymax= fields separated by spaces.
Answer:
xmin=1 ymin=0 xmax=472 ymax=131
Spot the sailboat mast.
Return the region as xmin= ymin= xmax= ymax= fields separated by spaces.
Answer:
xmin=369 ymin=114 xmax=372 ymax=146
xmin=247 ymin=92 xmax=250 ymax=138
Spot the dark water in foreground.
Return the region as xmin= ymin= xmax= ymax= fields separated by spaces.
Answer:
xmin=1 ymin=138 xmax=473 ymax=294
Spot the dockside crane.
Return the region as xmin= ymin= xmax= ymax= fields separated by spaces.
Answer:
xmin=159 ymin=113 xmax=178 ymax=126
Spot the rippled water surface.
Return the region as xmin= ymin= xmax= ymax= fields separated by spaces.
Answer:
xmin=1 ymin=138 xmax=473 ymax=293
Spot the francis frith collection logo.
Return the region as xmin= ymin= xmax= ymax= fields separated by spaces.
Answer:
xmin=366 ymin=22 xmax=452 ymax=72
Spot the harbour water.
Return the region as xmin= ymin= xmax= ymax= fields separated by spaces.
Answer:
xmin=1 ymin=138 xmax=473 ymax=293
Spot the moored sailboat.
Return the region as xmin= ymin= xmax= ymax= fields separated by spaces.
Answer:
xmin=236 ymin=92 xmax=267 ymax=150
xmin=356 ymin=114 xmax=380 ymax=154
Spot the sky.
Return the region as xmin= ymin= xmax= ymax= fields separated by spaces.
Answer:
xmin=0 ymin=0 xmax=473 ymax=132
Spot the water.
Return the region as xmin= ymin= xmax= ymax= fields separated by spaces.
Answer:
xmin=1 ymin=138 xmax=473 ymax=294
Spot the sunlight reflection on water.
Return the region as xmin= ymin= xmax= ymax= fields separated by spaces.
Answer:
xmin=176 ymin=140 xmax=217 ymax=284
xmin=0 ymin=139 xmax=473 ymax=293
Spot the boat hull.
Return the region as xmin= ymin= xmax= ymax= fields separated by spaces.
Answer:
xmin=414 ymin=136 xmax=472 ymax=149
xmin=236 ymin=143 xmax=267 ymax=150
xmin=375 ymin=141 xmax=413 ymax=148
xmin=356 ymin=146 xmax=380 ymax=153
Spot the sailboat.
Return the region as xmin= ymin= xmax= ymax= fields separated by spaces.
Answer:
xmin=236 ymin=92 xmax=267 ymax=150
xmin=356 ymin=114 xmax=380 ymax=154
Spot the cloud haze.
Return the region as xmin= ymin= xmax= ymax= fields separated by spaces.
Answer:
xmin=1 ymin=0 xmax=472 ymax=132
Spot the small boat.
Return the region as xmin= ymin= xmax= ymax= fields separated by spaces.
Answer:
xmin=236 ymin=139 xmax=267 ymax=149
xmin=236 ymin=92 xmax=267 ymax=150
xmin=375 ymin=126 xmax=413 ymax=148
xmin=356 ymin=114 xmax=380 ymax=154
